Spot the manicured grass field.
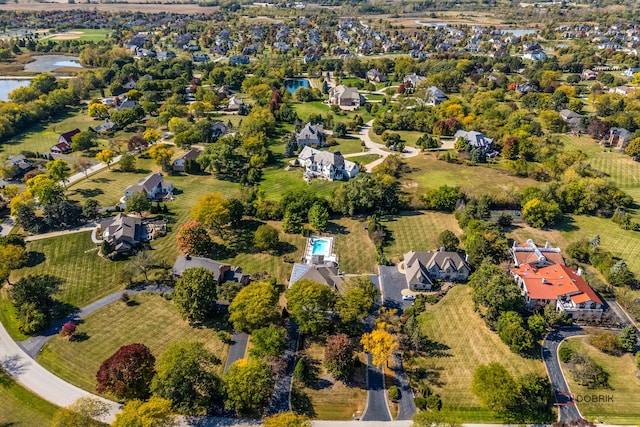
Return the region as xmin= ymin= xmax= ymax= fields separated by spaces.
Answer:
xmin=562 ymin=135 xmax=640 ymax=214
xmin=11 ymin=231 xmax=128 ymax=308
xmin=38 ymin=293 xmax=229 ymax=396
xmin=259 ymin=166 xmax=341 ymax=201
xmin=403 ymin=154 xmax=539 ymax=199
xmin=1 ymin=109 xmax=108 ymax=158
xmin=410 ymin=286 xmax=546 ymax=422
xmin=560 ymin=337 xmax=640 ymax=424
xmin=329 ymin=217 xmax=378 ymax=274
xmin=369 ymin=130 xmax=425 ymax=147
xmin=348 ymin=154 xmax=382 ymax=166
xmin=0 ymin=287 xmax=31 ymax=341
xmin=293 ymin=341 xmax=367 ymax=420
xmin=326 ymin=136 xmax=366 ymax=155
xmin=382 ymin=211 xmax=463 ymax=261
xmin=0 ymin=369 xmax=58 ymax=427
xmin=291 ymin=102 xmax=379 ymax=126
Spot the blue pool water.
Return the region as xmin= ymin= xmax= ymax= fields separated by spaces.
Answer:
xmin=311 ymin=239 xmax=329 ymax=256
xmin=284 ymin=78 xmax=311 ymax=94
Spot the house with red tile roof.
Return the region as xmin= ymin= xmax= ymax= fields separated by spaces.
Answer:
xmin=510 ymin=263 xmax=604 ymax=320
xmin=510 ymin=239 xmax=565 ymax=268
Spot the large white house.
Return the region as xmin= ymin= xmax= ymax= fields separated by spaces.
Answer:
xmin=298 ymin=146 xmax=359 ymax=181
xmin=124 ymin=172 xmax=174 ymax=201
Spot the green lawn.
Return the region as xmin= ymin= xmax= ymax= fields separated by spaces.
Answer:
xmin=348 ymin=154 xmax=382 ymax=166
xmin=1 ymin=109 xmax=108 ymax=158
xmin=382 ymin=211 xmax=463 ymax=262
xmin=403 ymin=154 xmax=539 ymax=199
xmin=409 ymin=286 xmax=547 ymax=422
xmin=326 ymin=136 xmax=366 ymax=155
xmin=560 ymin=337 xmax=640 ymax=424
xmin=291 ymin=101 xmax=380 ymax=125
xmin=11 ymin=231 xmax=128 ymax=308
xmin=74 ymin=29 xmax=112 ymax=41
xmin=369 ymin=129 xmax=425 ymax=147
xmin=0 ymin=369 xmax=58 ymax=427
xmin=328 ymin=217 xmax=378 ymax=274
xmin=38 ymin=293 xmax=229 ymax=397
xmin=259 ymin=166 xmax=341 ymax=201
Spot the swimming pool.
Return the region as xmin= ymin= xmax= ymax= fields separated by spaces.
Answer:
xmin=311 ymin=238 xmax=330 ymax=256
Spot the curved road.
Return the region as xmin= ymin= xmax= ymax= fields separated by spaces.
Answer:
xmin=344 ymin=120 xmax=421 ymax=172
xmin=541 ymin=326 xmax=585 ymax=422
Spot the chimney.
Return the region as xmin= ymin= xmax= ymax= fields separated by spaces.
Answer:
xmin=185 ymin=252 xmax=191 ymax=260
xmin=440 ymin=247 xmax=445 ymax=252
xmin=577 ymin=267 xmax=583 ymax=277
xmin=545 ymin=241 xmax=551 ymax=249
xmin=542 ymin=278 xmax=547 ymax=284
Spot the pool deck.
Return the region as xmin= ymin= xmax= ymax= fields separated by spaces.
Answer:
xmin=303 ymin=235 xmax=337 ymax=264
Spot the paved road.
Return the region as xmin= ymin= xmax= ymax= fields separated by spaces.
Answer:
xmin=378 ymin=265 xmax=413 ymax=314
xmin=361 ymin=353 xmax=392 ymax=422
xmin=0 ymin=216 xmax=15 ymax=236
xmin=24 ymin=223 xmax=97 ymax=242
xmin=391 ymin=353 xmax=417 ymax=420
xmin=541 ymin=326 xmax=585 ymax=422
xmin=223 ymin=332 xmax=249 ymax=373
xmin=267 ymin=320 xmax=299 ymax=415
xmin=353 ymin=121 xmax=420 ymax=172
xmin=18 ymin=285 xmax=172 ymax=358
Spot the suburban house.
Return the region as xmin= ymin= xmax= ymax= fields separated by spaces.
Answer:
xmin=172 ymin=148 xmax=202 ymax=172
xmin=98 ymin=213 xmax=143 ymax=253
xmin=296 ymin=123 xmax=326 ymax=147
xmin=228 ymin=96 xmax=244 ymax=111
xmin=403 ymin=249 xmax=470 ymax=291
xmin=510 ymin=240 xmax=564 ymax=268
xmin=403 ymin=73 xmax=426 ymax=89
xmin=559 ymin=109 xmax=583 ymax=131
xmin=229 ymin=55 xmax=250 ymax=66
xmin=366 ymin=68 xmax=387 ymax=82
xmin=289 ymin=262 xmax=343 ymax=290
xmin=609 ymin=86 xmax=635 ymax=96
xmin=425 ymin=86 xmax=447 ymax=106
xmin=51 ymin=129 xmax=80 ymax=154
xmin=298 ymin=146 xmax=359 ymax=181
xmin=511 ymin=263 xmax=604 ymax=319
xmin=116 ymin=97 xmax=137 ymax=112
xmin=581 ymin=69 xmax=598 ymax=80
xmin=172 ymin=255 xmax=249 ymax=285
xmin=523 ymin=50 xmax=547 ymax=60
xmin=622 ymin=67 xmax=640 ymax=78
xmin=453 ymin=130 xmax=494 ymax=150
xmin=123 ymin=172 xmax=174 ymax=201
xmin=211 ymin=121 xmax=227 ymax=138
xmin=328 ymin=85 xmax=364 ymax=109
xmin=603 ymin=127 xmax=632 ymax=149
xmin=4 ymin=155 xmax=34 ymax=180
xmin=94 ymin=119 xmax=115 ymax=134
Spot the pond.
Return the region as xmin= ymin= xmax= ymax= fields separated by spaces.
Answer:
xmin=284 ymin=78 xmax=311 ymax=94
xmin=503 ymin=29 xmax=537 ymax=37
xmin=0 ymin=79 xmax=31 ymax=102
xmin=24 ymin=55 xmax=83 ymax=73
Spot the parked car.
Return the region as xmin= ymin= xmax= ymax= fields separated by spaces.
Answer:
xmin=402 ymin=294 xmax=416 ymax=301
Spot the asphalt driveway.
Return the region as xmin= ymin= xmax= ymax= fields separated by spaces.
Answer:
xmin=378 ymin=265 xmax=413 ymax=313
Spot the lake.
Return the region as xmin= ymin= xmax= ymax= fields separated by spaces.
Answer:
xmin=284 ymin=78 xmax=311 ymax=94
xmin=0 ymin=80 xmax=31 ymax=102
xmin=24 ymin=55 xmax=83 ymax=73
xmin=414 ymin=21 xmax=537 ymax=37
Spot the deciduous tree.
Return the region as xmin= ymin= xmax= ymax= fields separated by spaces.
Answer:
xmin=96 ymin=343 xmax=156 ymax=400
xmin=471 ymin=362 xmax=517 ymax=412
xmin=361 ymin=327 xmax=398 ymax=368
xmin=51 ymin=397 xmax=109 ymax=427
xmin=119 ymin=153 xmax=137 ymax=172
xmin=71 ymin=130 xmax=98 ymax=152
xmin=437 ymin=230 xmax=459 ymax=252
xmin=152 ymin=341 xmax=221 ymax=415
xmin=287 ymin=279 xmax=337 ymax=335
xmin=111 ymin=397 xmax=176 ymax=427
xmin=0 ymin=243 xmax=26 ymax=284
xmin=336 ymin=276 xmax=379 ymax=326
xmin=191 ymin=193 xmax=231 ymax=236
xmin=126 ymin=191 xmax=151 ymax=216
xmin=263 ymin=412 xmax=311 ymax=427
xmin=149 ymin=144 xmax=174 ymax=172
xmin=229 ymin=281 xmax=279 ymax=332
xmin=618 ymin=325 xmax=637 ymax=353
xmin=176 ymin=220 xmax=212 ymax=256
xmin=308 ymin=203 xmax=329 ymax=231
xmin=46 ymin=158 xmax=71 ymax=188
xmin=249 ymin=325 xmax=286 ymax=358
xmin=254 ymin=224 xmax=280 ymax=252
xmin=96 ymin=149 xmax=117 ymax=169
xmin=223 ymin=359 xmax=274 ymax=416
xmin=173 ymin=267 xmax=217 ymax=323
xmin=324 ymin=334 xmax=355 ymax=381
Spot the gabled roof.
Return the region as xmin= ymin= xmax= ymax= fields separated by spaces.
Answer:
xmin=511 ymin=240 xmax=565 ymax=266
xmin=299 ymin=146 xmax=345 ymax=169
xmin=100 ymin=213 xmax=142 ymax=251
xmin=289 ymin=262 xmax=343 ymax=288
xmin=511 ymin=263 xmax=603 ymax=305
xmin=60 ymin=128 xmax=81 ymax=142
xmin=296 ymin=123 xmax=324 ymax=140
xmin=404 ymin=250 xmax=469 ymax=287
xmin=175 ymin=148 xmax=202 ymax=163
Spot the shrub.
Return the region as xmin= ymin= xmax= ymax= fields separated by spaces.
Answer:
xmin=414 ymin=397 xmax=428 ymax=410
xmin=388 ymin=385 xmax=400 ymax=401
xmin=588 ymin=331 xmax=621 ymax=355
xmin=568 ymin=354 xmax=609 ymax=389
xmin=559 ymin=345 xmax=575 ymax=363
xmin=120 ymin=292 xmax=130 ymax=304
xmin=60 ymin=321 xmax=77 ymax=337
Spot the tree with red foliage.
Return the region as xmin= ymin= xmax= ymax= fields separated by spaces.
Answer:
xmin=127 ymin=134 xmax=148 ymax=152
xmin=176 ymin=220 xmax=212 ymax=256
xmin=60 ymin=321 xmax=77 ymax=337
xmin=324 ymin=334 xmax=355 ymax=381
xmin=96 ymin=343 xmax=155 ymax=400
xmin=586 ymin=118 xmax=611 ymax=140
xmin=397 ymin=83 xmax=406 ymax=94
